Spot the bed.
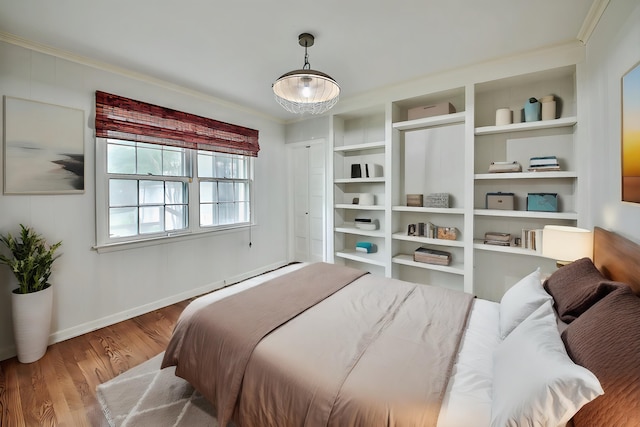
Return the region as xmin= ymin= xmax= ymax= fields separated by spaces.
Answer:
xmin=161 ymin=227 xmax=640 ymax=426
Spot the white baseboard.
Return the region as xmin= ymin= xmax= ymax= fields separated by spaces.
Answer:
xmin=0 ymin=260 xmax=289 ymax=362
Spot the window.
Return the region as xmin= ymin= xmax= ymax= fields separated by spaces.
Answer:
xmin=198 ymin=151 xmax=251 ymax=227
xmin=106 ymin=140 xmax=191 ymax=239
xmin=94 ymin=92 xmax=259 ymax=248
xmin=97 ymin=138 xmax=254 ymax=245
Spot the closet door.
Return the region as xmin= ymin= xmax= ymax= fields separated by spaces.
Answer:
xmin=289 ymin=141 xmax=326 ymax=263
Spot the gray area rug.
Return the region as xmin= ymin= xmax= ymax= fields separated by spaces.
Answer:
xmin=97 ymin=353 xmax=218 ymax=427
xmin=97 ymin=264 xmax=307 ymax=426
xmin=97 ymin=352 xmax=220 ymax=426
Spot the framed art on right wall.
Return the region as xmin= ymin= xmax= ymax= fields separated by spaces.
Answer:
xmin=622 ymin=60 xmax=640 ymax=203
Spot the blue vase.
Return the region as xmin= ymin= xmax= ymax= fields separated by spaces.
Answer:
xmin=524 ymin=97 xmax=541 ymax=122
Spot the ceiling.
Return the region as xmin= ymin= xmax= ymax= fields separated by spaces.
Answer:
xmin=0 ymin=0 xmax=602 ymax=122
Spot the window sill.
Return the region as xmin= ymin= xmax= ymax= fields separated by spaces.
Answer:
xmin=93 ymin=224 xmax=253 ymax=253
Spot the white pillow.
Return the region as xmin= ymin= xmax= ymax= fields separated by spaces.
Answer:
xmin=491 ymin=301 xmax=603 ymax=427
xmin=499 ymin=268 xmax=551 ymax=338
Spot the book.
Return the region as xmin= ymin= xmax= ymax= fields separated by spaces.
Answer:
xmin=528 ymin=165 xmax=561 ymax=172
xmin=484 ymin=239 xmax=512 ymax=246
xmin=414 ymin=247 xmax=452 ymax=265
xmin=425 ymin=222 xmax=435 ymax=238
xmin=484 ymin=231 xmax=511 ymax=242
xmin=529 ymin=155 xmax=558 ymax=166
xmin=414 ymin=247 xmax=451 ymax=257
xmin=521 ymin=228 xmax=543 ymax=252
xmin=529 ymin=156 xmax=560 ymax=171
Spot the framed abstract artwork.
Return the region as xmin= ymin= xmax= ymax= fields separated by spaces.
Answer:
xmin=3 ymin=96 xmax=85 ymax=194
xmin=622 ymin=61 xmax=640 ymax=203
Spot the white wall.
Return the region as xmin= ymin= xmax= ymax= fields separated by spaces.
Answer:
xmin=583 ymin=0 xmax=640 ymax=243
xmin=0 ymin=41 xmax=289 ymax=360
xmin=285 ymin=115 xmax=330 ymax=145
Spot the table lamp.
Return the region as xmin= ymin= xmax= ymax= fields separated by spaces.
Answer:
xmin=542 ymin=225 xmax=593 ymax=267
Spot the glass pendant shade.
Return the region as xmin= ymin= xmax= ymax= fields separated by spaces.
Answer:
xmin=272 ymin=33 xmax=340 ymax=115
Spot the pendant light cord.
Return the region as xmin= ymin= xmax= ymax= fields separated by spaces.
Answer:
xmin=303 ymin=42 xmax=311 ymax=70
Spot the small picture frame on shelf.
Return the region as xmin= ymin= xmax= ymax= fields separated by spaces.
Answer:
xmin=407 ymin=224 xmax=417 ymax=236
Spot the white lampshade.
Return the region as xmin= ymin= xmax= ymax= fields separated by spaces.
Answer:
xmin=542 ymin=225 xmax=593 ymax=264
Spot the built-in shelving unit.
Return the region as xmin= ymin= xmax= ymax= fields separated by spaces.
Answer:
xmin=331 ymin=106 xmax=388 ymax=275
xmin=329 ymin=64 xmax=579 ymax=298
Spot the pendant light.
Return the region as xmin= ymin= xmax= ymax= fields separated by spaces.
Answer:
xmin=272 ymin=33 xmax=340 ymax=115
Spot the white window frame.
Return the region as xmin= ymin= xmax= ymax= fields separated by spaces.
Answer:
xmin=95 ymin=138 xmax=255 ymax=251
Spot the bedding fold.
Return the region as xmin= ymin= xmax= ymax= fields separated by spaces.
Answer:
xmin=161 ymin=262 xmax=367 ymax=427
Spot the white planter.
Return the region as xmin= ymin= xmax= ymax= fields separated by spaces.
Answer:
xmin=11 ymin=285 xmax=53 ymax=363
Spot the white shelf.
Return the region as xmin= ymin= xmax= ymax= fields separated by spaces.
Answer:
xmin=336 ymin=250 xmax=387 ymax=267
xmin=473 ymin=241 xmax=546 ymax=257
xmin=328 ymin=64 xmax=580 ymax=297
xmin=474 ymin=171 xmax=577 ymax=180
xmin=392 ymin=233 xmax=464 ymax=247
xmin=393 ymin=111 xmax=466 ymax=131
xmin=473 ymin=209 xmax=578 ymax=220
xmin=334 ymin=177 xmax=385 ymax=184
xmin=392 ymin=254 xmax=464 ymax=275
xmin=474 ymin=116 xmax=577 ymax=135
xmin=335 ymin=226 xmax=385 ymax=238
xmin=334 ymin=141 xmax=385 ymax=152
xmin=392 ymin=206 xmax=465 ymax=214
xmin=335 ymin=203 xmax=385 ymax=210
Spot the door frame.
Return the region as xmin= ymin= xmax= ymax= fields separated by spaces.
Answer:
xmin=286 ymin=138 xmax=327 ymax=263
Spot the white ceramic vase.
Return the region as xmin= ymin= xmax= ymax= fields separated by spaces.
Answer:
xmin=11 ymin=285 xmax=53 ymax=363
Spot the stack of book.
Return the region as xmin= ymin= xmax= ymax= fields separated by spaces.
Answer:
xmin=413 ymin=247 xmax=451 ymax=266
xmin=484 ymin=232 xmax=512 ymax=246
xmin=528 ymin=156 xmax=560 ymax=172
xmin=521 ymin=228 xmax=543 ymax=252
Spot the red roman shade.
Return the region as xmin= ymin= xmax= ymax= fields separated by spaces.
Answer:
xmin=95 ymin=91 xmax=259 ymax=157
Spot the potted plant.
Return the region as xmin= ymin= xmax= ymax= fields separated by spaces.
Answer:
xmin=0 ymin=224 xmax=62 ymax=363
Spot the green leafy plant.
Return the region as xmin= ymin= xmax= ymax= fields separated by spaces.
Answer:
xmin=0 ymin=224 xmax=62 ymax=294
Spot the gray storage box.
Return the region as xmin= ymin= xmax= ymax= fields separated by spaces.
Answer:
xmin=424 ymin=193 xmax=450 ymax=208
xmin=486 ymin=192 xmax=515 ymax=210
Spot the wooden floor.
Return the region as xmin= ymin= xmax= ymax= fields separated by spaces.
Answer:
xmin=0 ymin=299 xmax=190 ymax=427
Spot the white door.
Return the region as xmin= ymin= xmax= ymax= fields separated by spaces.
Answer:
xmin=289 ymin=140 xmax=326 ymax=263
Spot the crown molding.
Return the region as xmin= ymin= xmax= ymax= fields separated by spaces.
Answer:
xmin=0 ymin=31 xmax=283 ymax=124
xmin=577 ymin=0 xmax=611 ymax=44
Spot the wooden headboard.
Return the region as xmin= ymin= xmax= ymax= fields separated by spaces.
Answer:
xmin=593 ymin=227 xmax=640 ymax=295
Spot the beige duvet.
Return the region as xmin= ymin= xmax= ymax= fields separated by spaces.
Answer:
xmin=162 ymin=263 xmax=474 ymax=427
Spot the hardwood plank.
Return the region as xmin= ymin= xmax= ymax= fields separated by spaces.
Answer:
xmin=0 ymin=302 xmax=188 ymax=426
xmin=38 ymin=351 xmax=74 ymax=427
xmin=48 ymin=344 xmax=86 ymax=415
xmin=0 ymin=358 xmax=26 ymax=426
xmin=16 ymin=360 xmax=56 ymax=426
